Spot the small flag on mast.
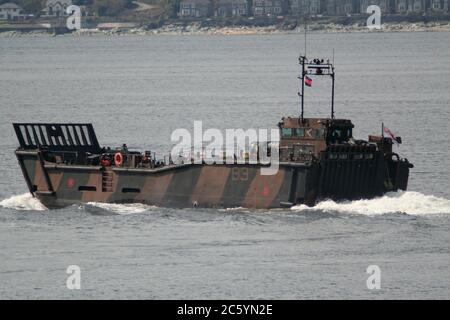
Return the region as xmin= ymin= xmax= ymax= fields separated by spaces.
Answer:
xmin=304 ymin=75 xmax=313 ymax=87
xmin=383 ymin=126 xmax=400 ymax=145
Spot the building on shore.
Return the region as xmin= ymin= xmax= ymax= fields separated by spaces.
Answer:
xmin=294 ymin=0 xmax=388 ymax=17
xmin=0 ymin=2 xmax=25 ymax=21
xmin=429 ymin=0 xmax=449 ymax=12
xmin=273 ymin=0 xmax=449 ymax=16
xmin=2 ymin=0 xmax=447 ymax=23
xmin=41 ymin=0 xmax=73 ymax=18
xmin=392 ymin=0 xmax=448 ymax=14
xmin=325 ymin=0 xmax=336 ymax=15
xmin=216 ymin=0 xmax=249 ymax=17
xmin=394 ymin=0 xmax=424 ymax=13
xmin=360 ymin=0 xmax=389 ymax=13
xmin=179 ymin=0 xmax=212 ymax=18
xmin=252 ymin=0 xmax=286 ymax=16
xmin=338 ymin=0 xmax=358 ymax=15
xmin=290 ymin=0 xmax=321 ymax=16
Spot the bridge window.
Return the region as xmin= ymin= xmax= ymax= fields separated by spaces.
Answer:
xmin=328 ymin=127 xmax=352 ymax=143
xmin=314 ymin=128 xmax=325 ymax=139
xmin=293 ymin=128 xmax=305 ymax=137
xmin=281 ymin=128 xmax=292 ymax=138
xmin=329 ymin=153 xmax=338 ymax=160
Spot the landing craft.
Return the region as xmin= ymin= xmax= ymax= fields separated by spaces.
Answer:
xmin=13 ymin=56 xmax=413 ymax=209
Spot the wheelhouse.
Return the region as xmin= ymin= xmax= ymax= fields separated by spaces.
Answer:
xmin=278 ymin=117 xmax=355 ymax=162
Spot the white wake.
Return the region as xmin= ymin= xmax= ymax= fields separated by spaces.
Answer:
xmin=291 ymin=191 xmax=450 ymax=216
xmin=2 ymin=191 xmax=450 ymax=216
xmin=85 ymin=202 xmax=157 ymax=215
xmin=0 ymin=193 xmax=47 ymax=211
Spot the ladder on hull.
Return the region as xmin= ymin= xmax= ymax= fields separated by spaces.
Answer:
xmin=102 ymin=170 xmax=113 ymax=192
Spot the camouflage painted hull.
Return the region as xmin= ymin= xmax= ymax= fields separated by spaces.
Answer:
xmin=15 ymin=148 xmax=410 ymax=209
xmin=16 ymin=150 xmax=315 ymax=208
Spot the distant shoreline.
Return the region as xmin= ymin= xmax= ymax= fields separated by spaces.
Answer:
xmin=1 ymin=21 xmax=450 ymax=37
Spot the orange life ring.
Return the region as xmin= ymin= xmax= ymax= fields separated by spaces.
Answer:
xmin=114 ymin=152 xmax=123 ymax=167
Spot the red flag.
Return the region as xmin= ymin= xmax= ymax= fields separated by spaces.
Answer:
xmin=383 ymin=126 xmax=398 ymax=145
xmin=304 ymin=76 xmax=313 ymax=87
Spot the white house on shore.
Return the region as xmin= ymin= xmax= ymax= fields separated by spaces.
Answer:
xmin=41 ymin=0 xmax=73 ymax=17
xmin=0 ymin=2 xmax=25 ymax=21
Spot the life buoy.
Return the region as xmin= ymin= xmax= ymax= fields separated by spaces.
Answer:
xmin=114 ymin=152 xmax=123 ymax=167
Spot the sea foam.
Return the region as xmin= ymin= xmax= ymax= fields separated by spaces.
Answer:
xmin=291 ymin=191 xmax=450 ymax=216
xmin=0 ymin=193 xmax=47 ymax=211
xmin=85 ymin=202 xmax=156 ymax=215
xmin=1 ymin=191 xmax=449 ymax=216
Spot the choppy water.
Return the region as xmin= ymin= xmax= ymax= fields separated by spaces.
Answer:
xmin=0 ymin=32 xmax=449 ymax=299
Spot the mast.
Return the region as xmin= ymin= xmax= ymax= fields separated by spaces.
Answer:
xmin=298 ymin=56 xmax=336 ymax=120
xmin=331 ymin=64 xmax=335 ymax=119
xmin=297 ymin=7 xmax=336 ymax=120
xmin=299 ymin=55 xmax=306 ymax=120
